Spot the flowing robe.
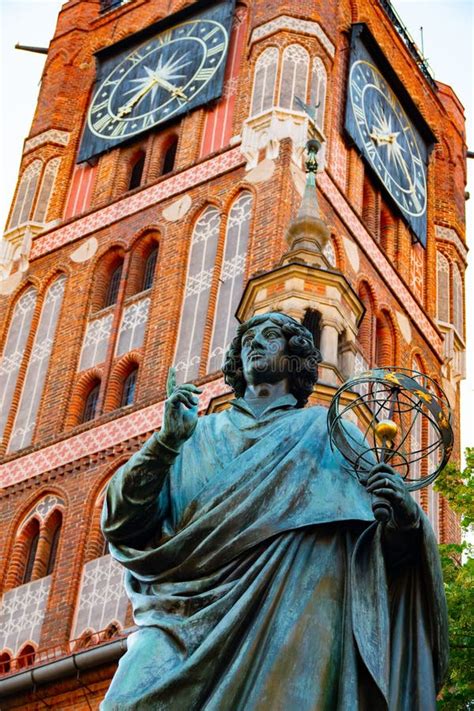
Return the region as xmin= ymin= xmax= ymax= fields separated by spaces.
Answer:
xmin=101 ymin=396 xmax=448 ymax=711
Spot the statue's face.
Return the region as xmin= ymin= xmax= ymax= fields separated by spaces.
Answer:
xmin=240 ymin=319 xmax=289 ymax=385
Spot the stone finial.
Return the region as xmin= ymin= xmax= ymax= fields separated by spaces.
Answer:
xmin=283 ymin=139 xmax=331 ymax=268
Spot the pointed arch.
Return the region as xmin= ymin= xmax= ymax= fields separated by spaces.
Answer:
xmin=250 ymin=46 xmax=278 ymax=116
xmin=375 ymin=309 xmax=396 ymax=367
xmin=33 ymin=157 xmax=61 ymax=223
xmin=8 ymin=275 xmax=67 ymax=452
xmin=310 ymin=57 xmax=327 ymax=131
xmin=208 ymin=192 xmax=253 ymax=372
xmin=174 ymin=206 xmax=222 ymax=382
xmin=436 ymin=251 xmax=450 ymax=323
xmin=279 ymin=44 xmax=309 ymax=111
xmin=357 ymin=281 xmax=376 ymax=365
xmin=452 ymin=261 xmax=464 ymax=336
xmin=0 ymin=287 xmax=38 ymax=442
xmin=8 ymin=160 xmax=42 ymax=229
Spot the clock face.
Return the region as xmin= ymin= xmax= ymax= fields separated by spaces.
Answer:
xmin=349 ymin=60 xmax=427 ymax=219
xmin=88 ymin=19 xmax=228 ymax=141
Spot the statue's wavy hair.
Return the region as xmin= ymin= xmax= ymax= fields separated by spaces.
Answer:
xmin=222 ymin=312 xmax=321 ymax=408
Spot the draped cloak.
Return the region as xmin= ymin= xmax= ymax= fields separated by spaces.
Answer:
xmin=101 ymin=396 xmax=448 ymax=711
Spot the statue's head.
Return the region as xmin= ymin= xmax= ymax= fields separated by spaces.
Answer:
xmin=222 ymin=312 xmax=321 ymax=408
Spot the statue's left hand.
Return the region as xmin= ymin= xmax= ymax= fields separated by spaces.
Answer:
xmin=367 ymin=463 xmax=419 ymax=529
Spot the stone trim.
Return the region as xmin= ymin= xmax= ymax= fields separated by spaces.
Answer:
xmin=30 ymin=148 xmax=245 ymax=261
xmin=24 ymin=130 xmax=70 ymax=154
xmin=435 ymin=224 xmax=468 ymax=262
xmin=250 ymin=15 xmax=335 ymax=58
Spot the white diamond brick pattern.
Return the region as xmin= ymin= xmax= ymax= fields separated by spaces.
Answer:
xmin=73 ymin=555 xmax=128 ymax=639
xmin=79 ymin=312 xmax=114 ymax=371
xmin=116 ymin=297 xmax=150 ymax=357
xmin=8 ymin=276 xmax=66 ymax=453
xmin=24 ymin=129 xmax=70 ymax=153
xmin=208 ymin=192 xmax=252 ymax=373
xmin=0 ymin=576 xmax=52 ymax=656
xmin=174 ymin=207 xmax=221 ymax=383
xmin=0 ymin=288 xmax=37 ymax=441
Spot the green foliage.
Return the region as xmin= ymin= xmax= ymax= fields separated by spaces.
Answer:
xmin=435 ymin=449 xmax=474 ymax=709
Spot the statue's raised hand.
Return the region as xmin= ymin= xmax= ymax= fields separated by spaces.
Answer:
xmin=160 ymin=368 xmax=202 ymax=451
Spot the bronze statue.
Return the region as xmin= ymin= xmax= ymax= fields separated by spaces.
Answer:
xmin=101 ymin=312 xmax=448 ymax=710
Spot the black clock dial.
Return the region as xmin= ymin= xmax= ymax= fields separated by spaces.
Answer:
xmin=78 ymin=0 xmax=234 ymax=163
xmin=349 ymin=60 xmax=427 ymax=219
xmin=88 ymin=19 xmax=228 ymax=141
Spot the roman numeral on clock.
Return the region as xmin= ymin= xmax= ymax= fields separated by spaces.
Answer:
xmin=203 ymin=26 xmax=220 ymax=41
xmin=364 ymin=139 xmax=377 ymax=161
xmin=207 ymin=42 xmax=225 ymax=57
xmin=92 ymin=114 xmax=113 ymax=132
xmin=353 ymin=104 xmax=365 ymax=125
xmin=110 ymin=121 xmax=128 ymax=137
xmin=91 ymin=99 xmax=109 ymax=114
xmin=195 ymin=67 xmax=215 ymax=81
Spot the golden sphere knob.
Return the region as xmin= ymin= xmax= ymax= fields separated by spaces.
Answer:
xmin=374 ymin=419 xmax=398 ymax=441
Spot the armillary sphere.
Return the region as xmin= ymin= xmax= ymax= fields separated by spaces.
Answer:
xmin=327 ymin=367 xmax=454 ymax=492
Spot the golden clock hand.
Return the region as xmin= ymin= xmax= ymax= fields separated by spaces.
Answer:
xmin=151 ymin=73 xmax=187 ymax=100
xmin=117 ymin=78 xmax=158 ymax=118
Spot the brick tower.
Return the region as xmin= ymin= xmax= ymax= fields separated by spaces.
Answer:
xmin=0 ymin=0 xmax=467 ymax=707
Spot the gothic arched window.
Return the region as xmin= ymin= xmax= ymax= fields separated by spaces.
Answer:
xmin=143 ymin=247 xmax=158 ymax=291
xmin=121 ymin=368 xmax=138 ymax=407
xmin=128 ymin=152 xmax=145 ymax=191
xmin=174 ymin=207 xmax=221 ymax=382
xmin=45 ymin=515 xmax=62 ymax=576
xmin=105 ymin=263 xmax=123 ymax=308
xmin=83 ymin=382 xmax=100 ymax=423
xmin=375 ymin=311 xmax=395 ymax=367
xmin=22 ymin=520 xmax=40 ymax=585
xmin=8 ymin=160 xmax=42 ymax=229
xmin=310 ymin=57 xmax=327 ymax=131
xmin=452 ymin=262 xmax=464 ymax=336
xmin=162 ymin=137 xmax=178 ymax=176
xmin=436 ymin=251 xmax=450 ymax=323
xmin=279 ymin=44 xmax=309 ymax=111
xmin=8 ymin=276 xmax=66 ymax=453
xmin=33 ymin=157 xmax=60 ymax=223
xmin=208 ymin=192 xmax=253 ymax=372
xmin=0 ymin=288 xmax=37 ymax=441
xmin=250 ymin=47 xmax=278 ymax=116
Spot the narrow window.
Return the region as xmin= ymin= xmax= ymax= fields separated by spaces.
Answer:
xmin=436 ymin=251 xmax=450 ymax=323
xmin=143 ymin=247 xmax=158 ymax=291
xmin=121 ymin=368 xmax=138 ymax=407
xmin=17 ymin=645 xmax=35 ymax=669
xmin=33 ymin=157 xmax=60 ymax=223
xmin=310 ymin=58 xmax=327 ymax=131
xmin=279 ymin=44 xmax=309 ymax=111
xmin=83 ymin=383 xmax=100 ymax=423
xmin=105 ymin=264 xmax=123 ymax=307
xmin=8 ymin=160 xmax=42 ymax=229
xmin=250 ymin=47 xmax=278 ymax=117
xmin=0 ymin=653 xmax=11 ymax=674
xmin=129 ymin=152 xmax=145 ymax=191
xmin=23 ymin=524 xmax=40 ymax=585
xmin=8 ymin=276 xmax=66 ymax=453
xmin=162 ymin=138 xmax=178 ymax=175
xmin=46 ymin=519 xmax=62 ymax=576
xmin=302 ymin=309 xmax=321 ymax=350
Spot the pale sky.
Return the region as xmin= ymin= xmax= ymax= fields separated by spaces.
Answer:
xmin=1 ymin=0 xmax=473 ymax=455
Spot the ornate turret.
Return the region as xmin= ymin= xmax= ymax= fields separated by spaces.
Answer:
xmin=283 ymin=139 xmax=331 ymax=267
